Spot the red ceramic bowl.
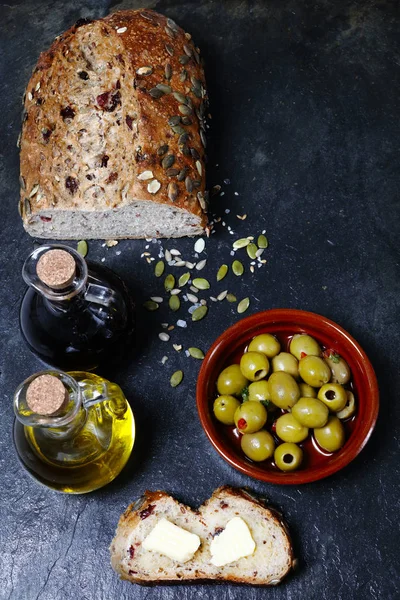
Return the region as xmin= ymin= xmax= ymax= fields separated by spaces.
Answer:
xmin=197 ymin=309 xmax=379 ymax=484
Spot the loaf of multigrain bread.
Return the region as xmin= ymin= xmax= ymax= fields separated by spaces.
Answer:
xmin=19 ymin=9 xmax=209 ymax=239
xmin=110 ymin=486 xmax=295 ymax=586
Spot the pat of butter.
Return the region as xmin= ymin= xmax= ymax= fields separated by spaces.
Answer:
xmin=210 ymin=517 xmax=256 ymax=567
xmin=142 ymin=518 xmax=201 ymax=563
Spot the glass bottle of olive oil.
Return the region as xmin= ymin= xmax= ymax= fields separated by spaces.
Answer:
xmin=13 ymin=370 xmax=135 ymax=493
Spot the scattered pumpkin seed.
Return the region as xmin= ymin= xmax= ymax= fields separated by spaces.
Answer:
xmin=76 ymin=240 xmax=88 ymax=257
xmin=237 ymin=297 xmax=250 ymax=314
xmin=247 ymin=243 xmax=258 ymax=259
xmin=187 ymin=293 xmax=199 ymax=303
xmin=226 ymin=293 xmax=237 ymax=303
xmin=170 ymin=370 xmax=183 ymax=387
xmin=178 ymin=272 xmax=190 ymax=287
xmin=192 ymin=305 xmax=208 ymax=321
xmin=258 ymin=234 xmax=268 ymax=248
xmin=169 ymin=295 xmax=181 ymax=311
xmin=192 ymin=278 xmax=210 ymax=290
xmin=195 ymin=259 xmax=207 ymax=271
xmin=217 ymin=264 xmax=228 ymax=281
xmin=164 ymin=274 xmax=175 ymax=291
xmin=144 ymin=300 xmax=159 ymax=311
xmin=232 ymin=260 xmax=244 ymax=276
xmin=194 ymin=238 xmax=205 ymax=254
xmin=233 ymin=238 xmax=250 ymax=250
xmin=188 ymin=347 xmax=204 ymax=359
xmin=155 ymin=261 xmax=165 ymax=277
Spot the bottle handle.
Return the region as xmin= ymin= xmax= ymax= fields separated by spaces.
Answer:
xmin=84 ymin=283 xmax=118 ymax=308
xmin=79 ymin=380 xmax=127 ymax=415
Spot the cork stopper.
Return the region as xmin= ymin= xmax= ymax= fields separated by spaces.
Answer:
xmin=36 ymin=249 xmax=76 ymax=289
xmin=26 ymin=374 xmax=69 ymax=416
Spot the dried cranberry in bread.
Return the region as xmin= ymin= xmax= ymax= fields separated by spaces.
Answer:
xmin=110 ymin=486 xmax=295 ymax=586
xmin=19 ymin=10 xmax=209 ymax=239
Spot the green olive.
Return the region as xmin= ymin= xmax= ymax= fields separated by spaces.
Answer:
xmin=289 ymin=334 xmax=321 ymax=360
xmin=248 ymin=380 xmax=270 ymax=402
xmin=291 ymin=397 xmax=329 ymax=428
xmin=274 ymin=443 xmax=303 ymax=472
xmin=337 ymin=391 xmax=356 ymax=420
xmin=318 ymin=383 xmax=347 ymax=412
xmin=324 ymin=353 xmax=351 ymax=385
xmin=275 ymin=413 xmax=309 ymax=443
xmin=314 ymin=416 xmax=345 ymax=452
xmin=299 ymin=382 xmax=317 ymax=398
xmin=241 ymin=430 xmax=275 ymax=461
xmin=268 ymin=372 xmax=300 ymax=410
xmin=298 ymin=356 xmax=331 ymax=387
xmin=248 ymin=334 xmax=281 ymax=358
xmin=240 ymin=352 xmax=269 ymax=381
xmin=217 ymin=364 xmax=248 ymax=396
xmin=234 ymin=401 xmax=267 ymax=433
xmin=213 ymin=395 xmax=241 ymax=425
xmin=271 ymin=352 xmax=299 ymax=378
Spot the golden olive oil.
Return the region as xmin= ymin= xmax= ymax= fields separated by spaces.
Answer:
xmin=14 ymin=372 xmax=135 ymax=493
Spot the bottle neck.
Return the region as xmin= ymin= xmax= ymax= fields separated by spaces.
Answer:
xmin=14 ymin=371 xmax=82 ymax=431
xmin=22 ymin=244 xmax=88 ymax=303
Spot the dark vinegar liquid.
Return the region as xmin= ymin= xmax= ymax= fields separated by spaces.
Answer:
xmin=20 ymin=263 xmax=135 ymax=372
xmin=216 ymin=330 xmax=357 ymax=474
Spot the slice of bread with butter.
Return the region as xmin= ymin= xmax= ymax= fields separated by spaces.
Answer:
xmin=110 ymin=486 xmax=295 ymax=585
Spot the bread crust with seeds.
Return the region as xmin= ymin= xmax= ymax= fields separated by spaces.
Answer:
xmin=19 ymin=10 xmax=208 ymax=239
xmin=110 ymin=486 xmax=295 ymax=586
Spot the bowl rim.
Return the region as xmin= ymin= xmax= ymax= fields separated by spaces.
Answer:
xmin=196 ymin=308 xmax=379 ymax=485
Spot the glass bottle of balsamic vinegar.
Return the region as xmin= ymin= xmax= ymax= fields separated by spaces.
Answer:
xmin=20 ymin=244 xmax=134 ymax=372
xmin=13 ymin=370 xmax=135 ymax=493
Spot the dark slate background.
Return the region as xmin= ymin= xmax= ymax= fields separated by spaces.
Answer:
xmin=0 ymin=0 xmax=399 ymax=598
